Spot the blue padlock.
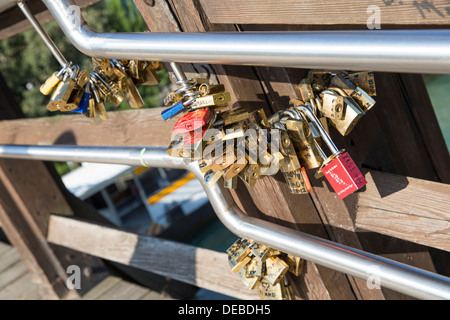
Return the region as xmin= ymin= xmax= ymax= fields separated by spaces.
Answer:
xmin=73 ymin=91 xmax=90 ymax=114
xmin=161 ymin=101 xmax=185 ymax=121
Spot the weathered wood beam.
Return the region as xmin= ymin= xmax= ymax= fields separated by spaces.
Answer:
xmin=357 ymin=170 xmax=450 ymax=252
xmin=0 ymin=158 xmax=79 ymax=299
xmin=0 ymin=71 xmax=80 ymax=299
xmin=199 ymin=0 xmax=450 ymax=27
xmin=0 ymin=108 xmax=176 ymax=147
xmin=46 ymin=215 xmax=261 ymax=300
xmin=0 ymin=0 xmax=100 ymax=40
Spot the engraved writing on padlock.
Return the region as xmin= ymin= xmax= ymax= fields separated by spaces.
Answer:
xmin=282 ymin=167 xmax=312 ymax=194
xmin=321 ymin=92 xmax=345 ymax=120
xmin=351 ymin=87 xmax=376 ymax=112
xmin=348 ymin=71 xmax=376 ymax=96
xmin=322 ymin=151 xmax=367 ymax=200
xmin=285 ymin=119 xmax=323 ymax=170
xmin=195 ymin=92 xmax=231 ymax=107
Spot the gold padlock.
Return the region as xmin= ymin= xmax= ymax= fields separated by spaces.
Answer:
xmin=320 ymin=90 xmax=345 ymax=120
xmin=351 ymin=86 xmax=376 ymax=112
xmin=122 ymin=76 xmax=145 ymax=109
xmin=285 ymin=119 xmax=323 ymax=170
xmin=328 ymin=93 xmax=365 ymax=136
xmin=195 ymin=92 xmax=231 ymax=108
xmin=348 ymin=71 xmax=376 ymax=96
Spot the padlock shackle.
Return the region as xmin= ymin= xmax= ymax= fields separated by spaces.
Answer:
xmin=292 ymin=102 xmax=340 ymax=155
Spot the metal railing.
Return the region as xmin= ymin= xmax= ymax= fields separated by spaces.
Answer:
xmin=0 ymin=144 xmax=448 ymax=300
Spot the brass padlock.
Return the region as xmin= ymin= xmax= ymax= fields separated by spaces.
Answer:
xmin=40 ymin=63 xmax=70 ymax=95
xmin=224 ymin=176 xmax=238 ymax=189
xmin=348 ymin=71 xmax=376 ymax=96
xmin=223 ymin=153 xmax=248 ymax=180
xmin=47 ymin=65 xmax=84 ymax=112
xmin=122 ymin=75 xmax=145 ymax=109
xmin=199 ymin=83 xmax=226 ymax=96
xmin=238 ymin=163 xmax=261 ymax=187
xmin=264 ymin=256 xmax=289 ymax=286
xmin=282 ymin=253 xmax=304 ymax=277
xmin=249 ymin=108 xmax=270 ymax=129
xmin=214 ymin=108 xmax=249 ymax=127
xmin=351 ymin=86 xmax=376 ymax=112
xmin=329 ymin=73 xmax=357 ymax=96
xmin=328 ymin=90 xmax=365 ymax=136
xmin=320 ymin=90 xmax=345 ymax=120
xmin=297 ymin=77 xmax=314 ymax=102
xmin=258 ymin=277 xmax=284 ymax=300
xmin=126 ymin=59 xmax=140 ymax=79
xmin=238 ymin=263 xmax=260 ymax=290
xmin=134 ymin=61 xmax=160 ymax=86
xmin=195 ymin=92 xmax=231 ymax=108
xmin=307 ymin=70 xmax=333 ymax=92
xmin=204 ymin=169 xmax=223 ymax=188
xmin=285 ymin=119 xmax=323 ymax=170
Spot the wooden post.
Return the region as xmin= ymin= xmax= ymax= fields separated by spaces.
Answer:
xmin=0 ymin=73 xmax=78 ymax=299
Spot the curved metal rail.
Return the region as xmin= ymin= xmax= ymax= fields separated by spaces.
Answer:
xmin=0 ymin=144 xmax=448 ymax=300
xmin=2 ymin=0 xmax=450 ymax=73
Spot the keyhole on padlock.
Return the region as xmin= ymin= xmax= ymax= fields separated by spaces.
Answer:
xmin=282 ymin=136 xmax=291 ymax=149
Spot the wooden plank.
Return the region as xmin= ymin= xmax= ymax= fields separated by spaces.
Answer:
xmin=0 ymin=260 xmax=28 ymax=290
xmin=356 ymin=170 xmax=450 ymax=252
xmin=0 ymin=108 xmax=176 ymax=147
xmin=0 ymin=0 xmax=101 ymax=40
xmin=0 ymin=167 xmax=76 ymax=299
xmin=0 ymin=71 xmax=79 ymax=300
xmin=0 ymin=247 xmax=21 ymax=273
xmin=199 ymin=0 xmax=450 ymax=26
xmin=0 ymin=273 xmax=37 ymax=300
xmin=46 ymin=215 xmax=262 ymax=300
xmin=81 ymin=276 xmax=122 ymax=300
xmin=94 ymin=279 xmax=150 ymax=300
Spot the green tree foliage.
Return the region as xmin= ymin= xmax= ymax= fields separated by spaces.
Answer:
xmin=0 ymin=0 xmax=170 ymax=118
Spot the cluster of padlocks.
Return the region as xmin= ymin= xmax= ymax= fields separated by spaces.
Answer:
xmin=163 ymin=70 xmax=376 ymax=200
xmin=39 ymin=63 xmax=376 ymax=200
xmin=227 ymin=238 xmax=303 ymax=300
xmin=40 ymin=61 xmax=377 ymax=299
xmin=40 ymin=58 xmax=162 ymax=119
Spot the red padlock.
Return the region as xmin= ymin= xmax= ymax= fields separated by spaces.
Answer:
xmin=290 ymin=100 xmax=366 ymax=199
xmin=322 ymin=151 xmax=367 ymax=200
xmin=173 ymin=108 xmax=210 ymax=133
xmin=183 ymin=122 xmax=210 ymax=146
